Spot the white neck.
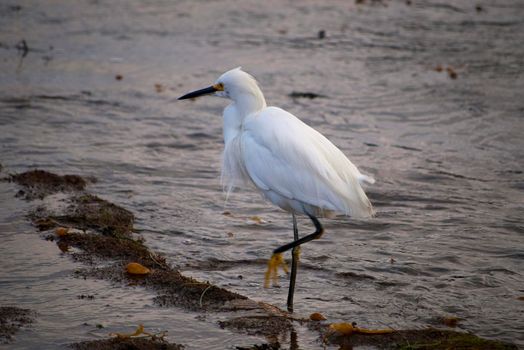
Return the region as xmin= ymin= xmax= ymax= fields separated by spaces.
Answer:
xmin=234 ymin=90 xmax=267 ymax=117
xmin=223 ymin=89 xmax=267 ymax=145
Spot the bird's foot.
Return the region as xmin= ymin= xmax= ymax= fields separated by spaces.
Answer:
xmin=264 ymin=253 xmax=289 ymax=288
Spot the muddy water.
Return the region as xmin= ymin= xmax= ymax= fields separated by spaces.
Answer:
xmin=1 ymin=0 xmax=523 ymax=348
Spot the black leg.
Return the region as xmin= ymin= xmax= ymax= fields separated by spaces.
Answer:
xmin=274 ymin=214 xmax=324 ymax=254
xmin=265 ymin=214 xmax=324 ymax=311
xmin=287 ymin=213 xmax=299 ymax=312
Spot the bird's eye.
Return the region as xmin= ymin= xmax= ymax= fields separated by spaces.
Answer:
xmin=213 ymin=83 xmax=225 ymax=91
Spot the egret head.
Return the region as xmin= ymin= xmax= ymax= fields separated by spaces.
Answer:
xmin=178 ymin=68 xmax=266 ymax=111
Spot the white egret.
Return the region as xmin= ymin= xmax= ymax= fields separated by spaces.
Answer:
xmin=178 ymin=68 xmax=374 ymax=312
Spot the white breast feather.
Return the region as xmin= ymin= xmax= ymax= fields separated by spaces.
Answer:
xmin=221 ymin=136 xmax=250 ymax=199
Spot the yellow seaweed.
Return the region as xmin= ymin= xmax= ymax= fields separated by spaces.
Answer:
xmin=55 ymin=227 xmax=70 ymax=237
xmin=310 ymin=312 xmax=327 ymax=321
xmin=126 ymin=262 xmax=151 ymax=275
xmin=328 ymin=322 xmax=394 ymax=336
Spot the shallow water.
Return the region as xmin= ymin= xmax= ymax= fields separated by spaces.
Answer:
xmin=1 ymin=0 xmax=523 ymax=348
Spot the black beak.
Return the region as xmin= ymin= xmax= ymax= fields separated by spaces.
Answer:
xmin=178 ymin=86 xmax=218 ymax=100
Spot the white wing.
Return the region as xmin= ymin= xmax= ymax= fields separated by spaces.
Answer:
xmin=241 ymin=107 xmax=374 ymax=218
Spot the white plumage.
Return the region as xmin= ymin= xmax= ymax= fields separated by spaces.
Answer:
xmin=217 ymin=68 xmax=374 ymax=219
xmin=179 ymin=67 xmax=375 ymax=312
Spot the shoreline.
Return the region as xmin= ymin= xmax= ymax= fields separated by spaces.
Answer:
xmin=0 ymin=168 xmax=518 ymax=349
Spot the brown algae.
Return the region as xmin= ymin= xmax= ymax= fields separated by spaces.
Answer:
xmin=7 ymin=169 xmax=519 ymax=349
